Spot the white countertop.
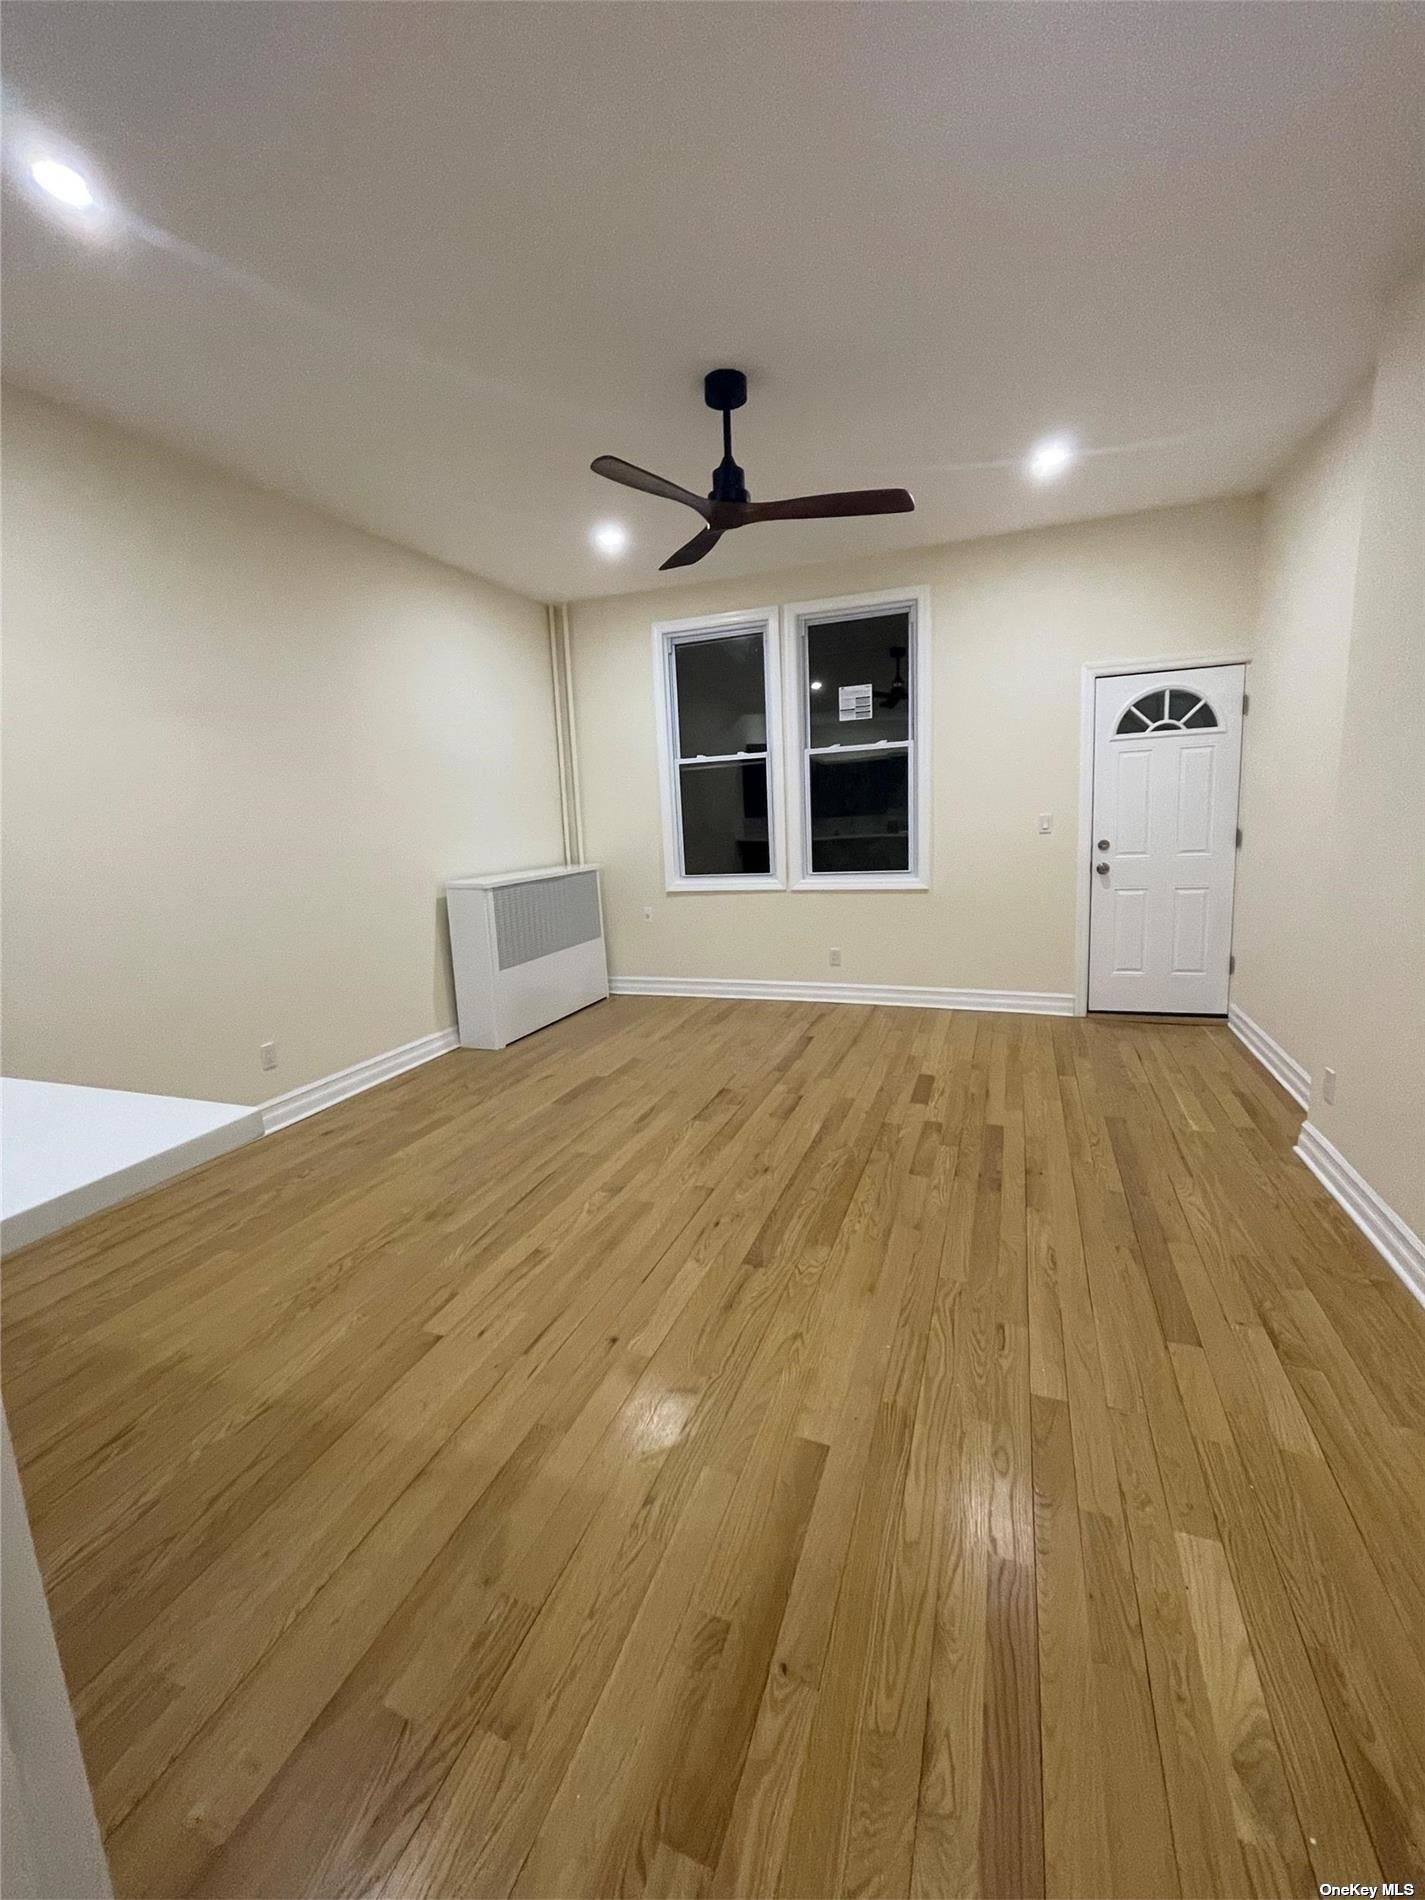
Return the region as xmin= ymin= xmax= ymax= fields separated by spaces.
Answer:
xmin=2 ymin=1076 xmax=263 ymax=1251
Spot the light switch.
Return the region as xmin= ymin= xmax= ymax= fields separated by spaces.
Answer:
xmin=1037 ymin=813 xmax=1054 ymax=835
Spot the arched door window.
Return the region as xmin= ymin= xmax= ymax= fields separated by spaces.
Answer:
xmin=1115 ymin=686 xmax=1220 ymax=736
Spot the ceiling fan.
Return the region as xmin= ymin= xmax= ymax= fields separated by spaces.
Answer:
xmin=877 ymin=646 xmax=909 ymax=710
xmin=591 ymin=369 xmax=915 ymax=571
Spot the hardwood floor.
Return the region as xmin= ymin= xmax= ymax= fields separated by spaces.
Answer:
xmin=4 ymin=996 xmax=1424 ymax=1899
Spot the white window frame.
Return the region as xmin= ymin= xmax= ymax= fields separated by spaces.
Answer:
xmin=652 ymin=607 xmax=786 ymax=892
xmin=782 ymin=587 xmax=931 ymax=891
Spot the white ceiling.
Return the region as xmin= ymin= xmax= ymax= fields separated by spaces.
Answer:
xmin=3 ymin=3 xmax=1422 ymax=602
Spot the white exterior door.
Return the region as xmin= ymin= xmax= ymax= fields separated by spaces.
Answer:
xmin=1088 ymin=664 xmax=1245 ymax=1014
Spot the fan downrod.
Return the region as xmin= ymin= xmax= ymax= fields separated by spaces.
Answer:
xmin=704 ymin=368 xmax=750 ymax=504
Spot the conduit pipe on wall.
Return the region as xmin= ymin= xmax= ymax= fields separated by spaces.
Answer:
xmin=546 ymin=602 xmax=585 ymax=865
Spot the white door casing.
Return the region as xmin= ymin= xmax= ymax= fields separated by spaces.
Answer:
xmin=1088 ymin=664 xmax=1245 ymax=1014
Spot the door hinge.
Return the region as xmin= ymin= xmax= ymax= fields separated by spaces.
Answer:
xmin=1236 ymin=826 xmax=1243 ymax=848
xmin=1241 ymin=691 xmax=1250 ymax=714
xmin=1229 ymin=953 xmax=1236 ymax=975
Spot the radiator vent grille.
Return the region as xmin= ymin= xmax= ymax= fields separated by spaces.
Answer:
xmin=493 ymin=872 xmax=602 ymax=971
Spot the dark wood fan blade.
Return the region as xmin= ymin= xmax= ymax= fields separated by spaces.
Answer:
xmin=659 ymin=527 xmax=723 ymax=571
xmin=591 ymin=457 xmax=710 ymax=517
xmin=739 ymin=488 xmax=915 ymax=523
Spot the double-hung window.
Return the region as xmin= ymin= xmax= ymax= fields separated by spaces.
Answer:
xmin=787 ymin=590 xmax=930 ymax=888
xmin=652 ymin=590 xmax=928 ymax=893
xmin=654 ymin=610 xmax=784 ymax=890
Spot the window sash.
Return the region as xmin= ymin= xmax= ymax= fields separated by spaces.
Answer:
xmin=676 ymin=757 xmax=772 ymax=880
xmin=803 ymin=738 xmax=914 ymax=873
xmin=655 ymin=613 xmax=783 ymax=889
xmin=793 ymin=599 xmax=925 ymax=885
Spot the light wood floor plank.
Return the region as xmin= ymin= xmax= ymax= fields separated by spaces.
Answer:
xmin=4 ymin=997 xmax=1423 ymax=1899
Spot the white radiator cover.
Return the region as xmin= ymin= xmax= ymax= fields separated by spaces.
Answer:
xmin=446 ymin=865 xmax=608 ymax=1049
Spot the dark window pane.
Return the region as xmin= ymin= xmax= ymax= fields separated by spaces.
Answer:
xmin=674 ymin=633 xmax=767 ymax=758
xmin=1116 ymin=706 xmax=1150 ymax=734
xmin=809 ymin=752 xmax=910 ymax=874
xmin=1167 ymin=688 xmax=1199 ymax=722
xmin=679 ymin=761 xmax=770 ymax=876
xmin=1183 ymin=701 xmax=1218 ymax=729
xmin=806 ymin=612 xmax=911 ymax=748
xmin=1133 ymin=689 xmax=1167 ymax=723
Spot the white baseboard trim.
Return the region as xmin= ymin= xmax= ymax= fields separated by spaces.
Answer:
xmin=610 ymin=976 xmax=1074 ymax=1016
xmin=1228 ymin=1004 xmax=1310 ymax=1109
xmin=1295 ymin=1121 xmax=1425 ymax=1310
xmin=261 ymin=1027 xmax=460 ymax=1135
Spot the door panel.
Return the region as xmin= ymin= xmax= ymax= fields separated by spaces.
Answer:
xmin=1112 ymin=888 xmax=1149 ymax=972
xmin=1088 ymin=663 xmax=1244 ymax=1013
xmin=1171 ymin=888 xmax=1209 ymax=973
xmin=1116 ymin=750 xmax=1151 ymax=854
xmin=1175 ymin=747 xmax=1215 ymax=853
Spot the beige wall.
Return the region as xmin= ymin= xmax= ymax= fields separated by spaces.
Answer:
xmin=570 ymin=497 xmax=1261 ymax=997
xmin=1312 ymin=270 xmax=1424 ymax=1235
xmin=1232 ymin=264 xmax=1423 ymax=1238
xmin=1233 ymin=387 xmax=1372 ymax=1066
xmin=1 ymin=387 xmax=563 ymax=1104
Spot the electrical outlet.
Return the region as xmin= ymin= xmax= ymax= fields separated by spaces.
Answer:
xmin=1037 ymin=813 xmax=1054 ymax=835
xmin=829 ymin=947 xmax=842 ymax=969
xmin=1322 ymin=1067 xmax=1337 ymax=1105
xmin=260 ymin=1040 xmax=278 ymax=1072
xmin=643 ymin=905 xmax=653 ymax=921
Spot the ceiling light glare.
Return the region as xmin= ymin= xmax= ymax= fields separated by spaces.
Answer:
xmin=591 ymin=521 xmax=629 ymax=557
xmin=30 ymin=156 xmax=96 ymax=210
xmin=12 ymin=129 xmax=119 ymax=244
xmin=1026 ymin=434 xmax=1077 ymax=483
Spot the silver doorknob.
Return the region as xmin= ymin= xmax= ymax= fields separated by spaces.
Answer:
xmin=1095 ymin=861 xmax=1110 ymax=875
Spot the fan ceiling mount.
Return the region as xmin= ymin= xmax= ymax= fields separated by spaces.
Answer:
xmin=591 ymin=368 xmax=915 ymax=571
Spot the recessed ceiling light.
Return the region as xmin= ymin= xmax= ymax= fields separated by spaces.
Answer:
xmin=30 ymin=156 xmax=96 ymax=211
xmin=1026 ymin=434 xmax=1077 ymax=483
xmin=591 ymin=521 xmax=629 ymax=557
xmin=810 ymin=680 xmax=824 ymax=691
